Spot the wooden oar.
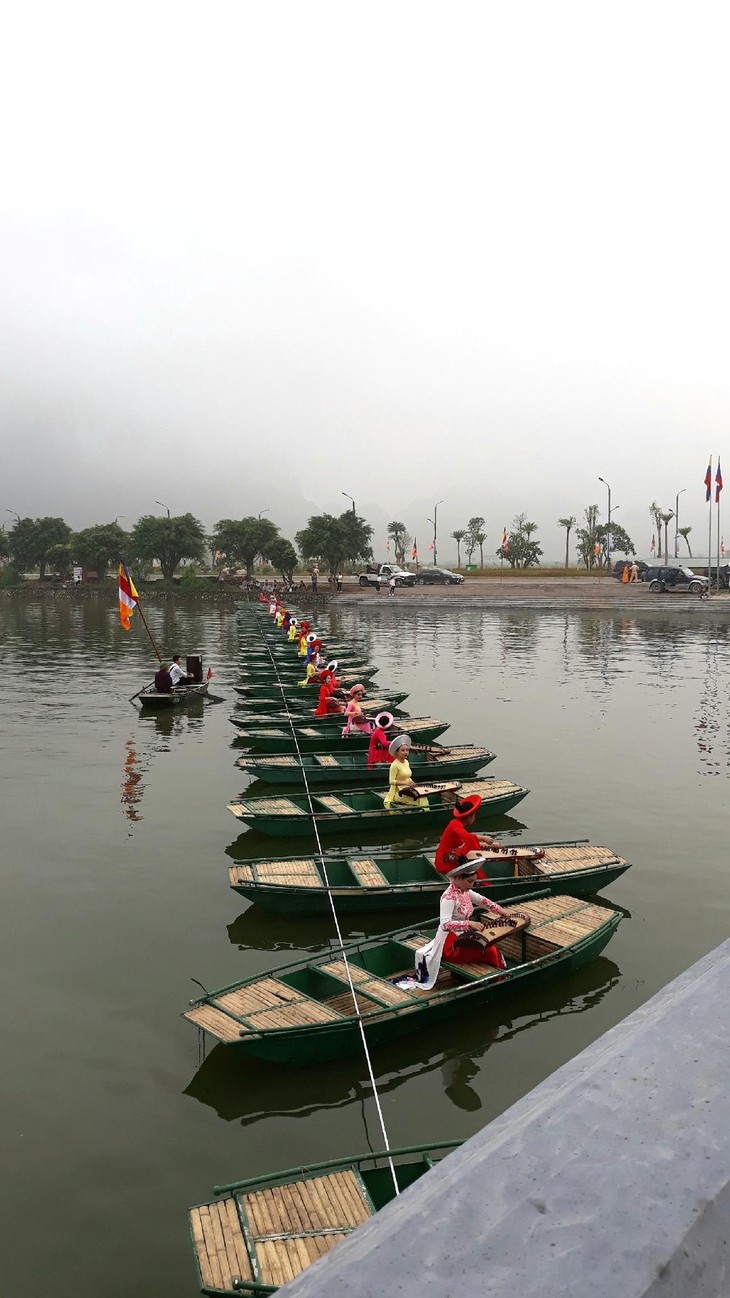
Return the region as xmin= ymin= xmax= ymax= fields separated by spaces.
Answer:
xmin=129 ymin=680 xmax=155 ymax=704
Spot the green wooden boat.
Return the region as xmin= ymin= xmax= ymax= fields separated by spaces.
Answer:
xmin=183 ymin=895 xmax=622 ymax=1064
xmin=235 ymin=743 xmax=495 ymax=787
xmin=230 ymin=696 xmax=410 ymax=725
xmin=231 ymin=690 xmax=409 ymax=715
xmin=230 ymin=717 xmax=451 ymax=752
xmin=226 ymin=777 xmax=528 ymax=838
xmin=238 ymin=663 xmax=379 ymax=683
xmin=190 ymin=1142 xmax=460 ymax=1296
xmin=228 ymin=840 xmax=631 ymax=913
xmin=234 ymin=675 xmax=391 ymax=700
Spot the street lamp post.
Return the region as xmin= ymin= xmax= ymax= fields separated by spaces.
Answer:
xmin=598 ymin=478 xmax=612 ymax=574
xmin=155 ymin=500 xmax=171 ymax=518
xmin=258 ymin=509 xmax=270 ymax=520
xmin=341 ymin=492 xmax=356 ymax=515
xmin=5 ymin=509 xmax=20 ymax=524
xmin=426 ymin=500 xmax=444 ymax=566
xmin=674 ymin=489 xmax=686 ymax=558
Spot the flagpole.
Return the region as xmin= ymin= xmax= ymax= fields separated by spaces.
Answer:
xmin=711 ymin=482 xmax=717 ymax=594
xmin=120 ymin=555 xmax=163 ymax=661
xmin=707 ymin=458 xmax=713 ymax=597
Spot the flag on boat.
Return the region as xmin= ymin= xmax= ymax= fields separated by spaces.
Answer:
xmin=411 ymin=538 xmax=418 ymax=559
xmin=650 ymin=534 xmax=656 ymax=553
xmin=207 ymin=667 xmax=213 ymax=680
xmin=716 ymin=459 xmax=723 ymax=503
xmin=705 ymin=457 xmax=712 ymax=502
xmin=501 ymin=528 xmax=509 ymax=551
xmin=118 ymin=562 xmax=138 ymax=631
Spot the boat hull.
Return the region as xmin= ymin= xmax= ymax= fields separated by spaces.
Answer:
xmin=206 ymin=919 xmax=620 ymax=1065
xmin=229 ymin=858 xmax=630 ymax=913
xmin=231 ymin=720 xmax=451 ymax=751
xmin=234 ymin=749 xmax=495 ymax=786
xmin=229 ymin=788 xmax=528 ymax=838
xmin=139 ymin=682 xmax=209 ymax=707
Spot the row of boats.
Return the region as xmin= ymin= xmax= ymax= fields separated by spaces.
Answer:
xmin=186 ymin=598 xmax=630 ymax=1296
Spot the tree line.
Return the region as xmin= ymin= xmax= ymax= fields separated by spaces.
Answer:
xmin=1 ymin=501 xmax=652 ymax=583
xmin=0 ymin=510 xmax=375 ymax=584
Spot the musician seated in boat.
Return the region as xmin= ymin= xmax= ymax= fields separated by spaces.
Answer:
xmin=154 ymin=666 xmax=173 ymax=693
xmin=314 ymin=671 xmax=346 ymax=716
xmin=366 ymin=711 xmax=394 ymax=765
xmin=342 ymin=684 xmax=373 ymax=736
xmin=415 ymin=860 xmax=528 ymax=988
xmin=169 ymin=655 xmax=193 ymax=688
xmin=384 ymin=736 xmax=428 ymax=808
xmin=434 ymin=793 xmax=502 ymax=880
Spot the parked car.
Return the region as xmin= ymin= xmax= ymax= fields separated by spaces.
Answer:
xmin=611 ymin=559 xmax=649 ymax=581
xmin=644 ymin=565 xmax=708 ymax=593
xmin=417 ymin=567 xmax=464 ymax=585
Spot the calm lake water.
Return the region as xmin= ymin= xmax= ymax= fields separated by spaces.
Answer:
xmin=2 ymin=594 xmax=730 ymax=1297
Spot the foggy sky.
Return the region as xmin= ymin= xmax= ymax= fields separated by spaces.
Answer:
xmin=3 ymin=1 xmax=729 ymax=563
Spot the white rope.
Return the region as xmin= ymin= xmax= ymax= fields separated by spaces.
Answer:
xmin=250 ymin=611 xmax=400 ymax=1198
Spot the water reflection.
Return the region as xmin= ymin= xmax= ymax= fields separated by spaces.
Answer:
xmin=120 ymin=738 xmax=146 ymax=827
xmin=184 ymin=957 xmax=621 ymax=1125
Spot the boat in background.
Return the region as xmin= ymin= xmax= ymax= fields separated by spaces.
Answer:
xmin=227 ymin=840 xmax=631 ymax=913
xmin=234 ymin=743 xmax=496 ymax=787
xmin=230 ymin=716 xmax=451 ymax=752
xmin=227 ymin=777 xmax=529 ymax=838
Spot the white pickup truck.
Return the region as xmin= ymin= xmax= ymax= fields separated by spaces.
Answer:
xmin=358 ymin=564 xmax=417 ymax=588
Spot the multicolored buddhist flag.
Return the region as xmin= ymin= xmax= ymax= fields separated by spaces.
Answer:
xmin=118 ymin=562 xmax=138 ymax=631
xmin=705 ymin=457 xmax=713 ymax=502
xmin=650 ymin=534 xmax=656 ymax=553
xmin=722 ymin=537 xmax=726 ymax=557
xmin=716 ymin=459 xmax=723 ymax=503
xmin=501 ymin=528 xmax=509 ymax=552
xmin=411 ymin=538 xmax=418 ymax=560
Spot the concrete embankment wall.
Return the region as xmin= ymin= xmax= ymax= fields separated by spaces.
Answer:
xmin=280 ymin=938 xmax=730 ymax=1298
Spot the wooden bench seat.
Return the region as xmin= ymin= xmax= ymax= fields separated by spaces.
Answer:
xmin=349 ymin=859 xmax=388 ymax=888
xmin=317 ymin=795 xmax=353 ymax=814
xmin=320 ymin=959 xmax=418 ymax=1007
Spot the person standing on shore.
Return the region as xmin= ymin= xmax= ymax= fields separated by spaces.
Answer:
xmin=311 ymin=565 xmax=319 ymax=594
xmin=388 ymin=575 xmax=396 ymax=596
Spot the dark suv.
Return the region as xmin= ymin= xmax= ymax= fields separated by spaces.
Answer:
xmin=417 ymin=567 xmax=464 ymax=585
xmin=611 ymin=559 xmax=648 ymax=581
xmin=645 ymin=565 xmax=708 ymax=593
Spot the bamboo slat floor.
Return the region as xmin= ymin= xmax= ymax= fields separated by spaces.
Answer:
xmin=192 ymin=1171 xmax=372 ymax=1292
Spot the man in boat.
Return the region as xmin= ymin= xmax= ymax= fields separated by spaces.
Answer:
xmin=434 ymin=793 xmax=502 ymax=879
xmin=169 ymin=655 xmax=193 ymax=688
xmin=415 ymin=860 xmax=521 ymax=988
xmin=384 ymin=736 xmax=428 ymax=808
xmin=366 ymin=711 xmax=394 ymax=764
